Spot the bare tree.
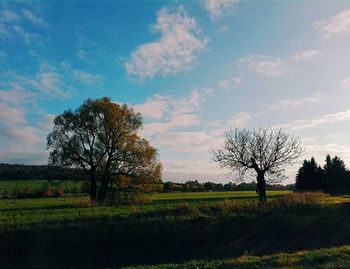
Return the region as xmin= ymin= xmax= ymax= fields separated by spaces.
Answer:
xmin=212 ymin=128 xmax=304 ymax=204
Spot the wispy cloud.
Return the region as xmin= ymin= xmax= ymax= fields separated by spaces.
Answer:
xmin=22 ymin=9 xmax=49 ymax=28
xmin=257 ymin=92 xmax=324 ymax=116
xmin=133 ymin=89 xmax=210 ymax=137
xmin=73 ymin=70 xmax=103 ymax=86
xmin=218 ymin=76 xmax=241 ymax=91
xmin=0 ymin=6 xmax=48 ymax=44
xmin=294 ymin=49 xmax=322 ymax=61
xmin=236 ymin=55 xmax=292 ymax=76
xmin=125 ymin=6 xmax=208 ymax=79
xmin=278 ymin=109 xmax=350 ymax=131
xmin=203 ymin=0 xmax=238 ymax=21
xmin=313 ymin=9 xmax=350 ymax=38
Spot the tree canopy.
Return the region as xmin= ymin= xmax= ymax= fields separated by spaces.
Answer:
xmin=47 ymin=97 xmax=162 ymax=201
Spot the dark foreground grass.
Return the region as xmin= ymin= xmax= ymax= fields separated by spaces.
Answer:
xmin=1 ymin=193 xmax=350 ymax=268
xmin=122 ymin=245 xmax=350 ymax=269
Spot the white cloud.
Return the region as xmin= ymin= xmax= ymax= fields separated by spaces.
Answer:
xmin=133 ymin=90 xmax=210 ymax=138
xmin=0 ymin=103 xmax=27 ymax=124
xmin=73 ymin=70 xmax=103 ymax=86
xmin=163 ymin=158 xmax=222 ymax=175
xmin=142 ymin=114 xmax=200 ymax=137
xmin=306 ymin=143 xmax=350 ymax=166
xmin=22 ymin=9 xmax=48 ymax=28
xmin=125 ymin=7 xmax=208 ymax=78
xmin=278 ymin=109 xmax=350 ymax=131
xmin=134 ymin=90 xmax=204 ymax=120
xmin=294 ymin=49 xmax=322 ymax=61
xmin=257 ymin=92 xmax=324 ymax=116
xmin=153 ymin=131 xmax=223 ymax=153
xmin=218 ymin=76 xmax=241 ymax=91
xmin=236 ymin=55 xmax=292 ymax=76
xmin=0 ymin=8 xmax=48 ymax=44
xmin=203 ymin=0 xmax=238 ymax=21
xmin=208 ymin=111 xmax=252 ymax=138
xmin=313 ymin=9 xmax=350 ymax=38
xmin=227 ymin=112 xmax=252 ymax=127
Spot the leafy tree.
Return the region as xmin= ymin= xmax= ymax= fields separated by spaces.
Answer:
xmin=295 ymin=157 xmax=323 ymax=191
xmin=212 ymin=128 xmax=304 ymax=204
xmin=47 ymin=97 xmax=161 ymax=201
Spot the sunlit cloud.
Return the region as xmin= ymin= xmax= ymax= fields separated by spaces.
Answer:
xmin=125 ymin=7 xmax=208 ymax=78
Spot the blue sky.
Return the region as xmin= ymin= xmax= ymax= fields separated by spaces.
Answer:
xmin=1 ymin=0 xmax=350 ymax=183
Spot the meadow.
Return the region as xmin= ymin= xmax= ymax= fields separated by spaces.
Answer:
xmin=1 ymin=190 xmax=350 ymax=268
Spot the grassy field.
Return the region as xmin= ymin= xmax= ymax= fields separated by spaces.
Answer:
xmin=0 ymin=191 xmax=289 ymax=225
xmin=1 ymin=191 xmax=350 ymax=268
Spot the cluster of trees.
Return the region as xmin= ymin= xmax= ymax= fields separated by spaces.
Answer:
xmin=296 ymin=155 xmax=350 ymax=193
xmin=47 ymin=97 xmax=162 ymax=202
xmin=163 ymin=180 xmax=294 ymax=192
xmin=0 ymin=163 xmax=85 ymax=181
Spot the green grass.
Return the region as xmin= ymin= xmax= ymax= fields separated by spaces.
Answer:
xmin=150 ymin=190 xmax=289 ymax=200
xmin=122 ymin=245 xmax=350 ymax=269
xmin=0 ymin=191 xmax=289 ymax=225
xmin=1 ymin=191 xmax=350 ymax=268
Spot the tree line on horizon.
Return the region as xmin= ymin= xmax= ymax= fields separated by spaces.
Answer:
xmin=0 ymin=163 xmax=294 ymax=192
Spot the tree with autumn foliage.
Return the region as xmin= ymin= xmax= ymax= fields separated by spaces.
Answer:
xmin=47 ymin=97 xmax=162 ymax=202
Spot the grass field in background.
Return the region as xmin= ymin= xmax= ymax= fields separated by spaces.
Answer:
xmin=0 ymin=191 xmax=290 ymax=225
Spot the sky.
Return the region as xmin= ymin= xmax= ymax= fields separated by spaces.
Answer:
xmin=1 ymin=0 xmax=350 ymax=184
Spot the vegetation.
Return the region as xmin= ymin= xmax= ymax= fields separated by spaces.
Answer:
xmin=296 ymin=154 xmax=350 ymax=193
xmin=0 ymin=163 xmax=85 ymax=181
xmin=1 ymin=192 xmax=350 ymax=268
xmin=0 ymin=179 xmax=86 ymax=199
xmin=47 ymin=97 xmax=162 ymax=202
xmin=212 ymin=128 xmax=303 ymax=204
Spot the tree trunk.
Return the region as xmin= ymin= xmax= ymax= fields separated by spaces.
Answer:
xmin=98 ymin=159 xmax=111 ymax=202
xmin=90 ymin=172 xmax=97 ymax=201
xmin=98 ymin=174 xmax=109 ymax=202
xmin=256 ymin=171 xmax=266 ymax=205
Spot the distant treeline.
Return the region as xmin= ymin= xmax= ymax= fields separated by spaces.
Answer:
xmin=0 ymin=163 xmax=294 ymax=192
xmin=163 ymin=180 xmax=294 ymax=192
xmin=0 ymin=163 xmax=85 ymax=181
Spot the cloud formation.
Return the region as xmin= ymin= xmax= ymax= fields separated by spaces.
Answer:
xmin=236 ymin=55 xmax=292 ymax=76
xmin=278 ymin=109 xmax=350 ymax=131
xmin=313 ymin=9 xmax=350 ymax=38
xmin=257 ymin=92 xmax=324 ymax=116
xmin=135 ymin=90 xmax=207 ymax=137
xmin=203 ymin=0 xmax=238 ymax=21
xmin=125 ymin=7 xmax=208 ymax=78
xmin=294 ymin=49 xmax=322 ymax=61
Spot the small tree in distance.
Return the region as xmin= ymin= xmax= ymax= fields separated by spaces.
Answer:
xmin=212 ymin=128 xmax=304 ymax=204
